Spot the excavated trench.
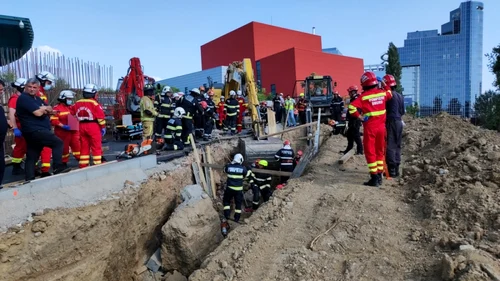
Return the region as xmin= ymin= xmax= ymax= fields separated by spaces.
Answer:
xmin=0 ymin=126 xmax=326 ymax=281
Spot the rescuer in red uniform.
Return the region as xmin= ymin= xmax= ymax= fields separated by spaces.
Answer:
xmin=36 ymin=71 xmax=56 ymax=176
xmin=216 ymin=96 xmax=226 ymax=130
xmin=51 ymin=90 xmax=80 ymax=167
xmin=348 ymin=71 xmax=392 ymax=187
xmin=8 ymin=78 xmax=27 ymax=175
xmin=74 ymin=84 xmax=106 ymax=168
xmin=236 ymin=90 xmax=247 ymax=133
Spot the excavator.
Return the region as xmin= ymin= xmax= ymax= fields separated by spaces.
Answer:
xmin=114 ymin=57 xmax=156 ymax=123
xmin=213 ymin=58 xmax=264 ymax=137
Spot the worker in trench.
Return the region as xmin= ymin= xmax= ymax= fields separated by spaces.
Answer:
xmin=224 ymin=91 xmax=239 ymax=135
xmin=275 ymin=140 xmax=295 ymax=184
xmin=348 ymin=71 xmax=392 ymax=187
xmin=74 ymin=84 xmax=106 ymax=168
xmin=140 ymin=84 xmax=158 ymax=142
xmin=223 ymin=153 xmax=253 ymax=223
xmin=179 ymin=88 xmax=203 ymax=145
xmin=246 ymin=159 xmax=272 ymax=212
xmin=162 ymin=107 xmax=185 ymax=151
xmin=154 ymin=86 xmax=174 ymax=148
xmin=383 ymin=74 xmax=405 ymax=178
xmin=8 ymin=78 xmax=27 ymax=175
xmin=203 ymin=90 xmax=216 ymax=141
xmin=340 ymin=85 xmax=363 ymax=155
xmin=51 ymin=90 xmax=80 ymax=168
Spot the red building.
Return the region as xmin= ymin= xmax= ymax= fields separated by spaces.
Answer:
xmin=200 ymin=21 xmax=364 ymax=97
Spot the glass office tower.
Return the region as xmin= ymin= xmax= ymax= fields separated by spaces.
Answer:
xmin=398 ymin=1 xmax=484 ymax=117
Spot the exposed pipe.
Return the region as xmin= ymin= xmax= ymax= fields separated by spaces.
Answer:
xmin=312 ymin=27 xmax=316 ymax=34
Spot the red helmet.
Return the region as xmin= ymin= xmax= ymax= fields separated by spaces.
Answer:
xmin=200 ymin=101 xmax=208 ymax=109
xmin=276 ymin=184 xmax=285 ymax=190
xmin=297 ymin=150 xmax=303 ymax=157
xmin=283 ymin=140 xmax=291 ymax=146
xmin=347 ymin=85 xmax=359 ymax=92
xmin=360 ymin=71 xmax=378 ymax=87
xmin=383 ymin=74 xmax=397 ymax=87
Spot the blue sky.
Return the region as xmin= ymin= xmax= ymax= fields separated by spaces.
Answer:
xmin=3 ymin=0 xmax=499 ymax=90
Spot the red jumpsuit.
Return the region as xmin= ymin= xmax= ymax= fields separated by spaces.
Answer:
xmin=348 ymin=87 xmax=392 ymax=175
xmin=216 ymin=101 xmax=226 ymax=128
xmin=51 ymin=103 xmax=81 ymax=164
xmin=8 ymin=93 xmax=26 ymax=165
xmin=74 ymin=98 xmax=106 ymax=168
xmin=236 ymin=97 xmax=247 ymax=133
xmin=38 ymin=89 xmax=52 ymax=173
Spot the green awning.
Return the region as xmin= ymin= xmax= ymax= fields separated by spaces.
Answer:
xmin=0 ymin=15 xmax=34 ymax=66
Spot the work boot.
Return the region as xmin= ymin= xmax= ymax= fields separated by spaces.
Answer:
xmin=363 ymin=174 xmax=380 ymax=187
xmin=395 ymin=165 xmax=400 ymax=177
xmin=377 ymin=173 xmax=383 ymax=185
xmin=12 ymin=163 xmax=24 ymax=175
xmin=388 ymin=165 xmax=397 ymax=178
xmin=355 ymin=151 xmax=364 ymax=155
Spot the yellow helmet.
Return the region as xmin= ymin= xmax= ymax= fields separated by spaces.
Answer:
xmin=300 ymin=93 xmax=304 ymax=97
xmin=258 ymin=159 xmax=268 ymax=167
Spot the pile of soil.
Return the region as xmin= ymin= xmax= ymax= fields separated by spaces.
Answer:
xmin=402 ymin=113 xmax=500 ymax=280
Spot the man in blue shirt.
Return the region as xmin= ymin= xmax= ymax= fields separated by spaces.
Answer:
xmin=16 ymin=78 xmax=70 ymax=181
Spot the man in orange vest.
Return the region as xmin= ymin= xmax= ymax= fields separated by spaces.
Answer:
xmin=216 ymin=96 xmax=226 ymax=130
xmin=348 ymin=71 xmax=392 ymax=187
xmin=51 ymin=90 xmax=81 ymax=167
xmin=36 ymin=71 xmax=56 ymax=176
xmin=74 ymin=84 xmax=106 ymax=168
xmin=236 ymin=90 xmax=247 ymax=133
xmin=297 ymin=93 xmax=307 ymax=124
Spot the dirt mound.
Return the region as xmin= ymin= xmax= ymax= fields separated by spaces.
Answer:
xmin=403 ymin=113 xmax=500 ymax=280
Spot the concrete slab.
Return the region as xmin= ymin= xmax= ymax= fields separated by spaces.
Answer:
xmin=0 ymin=155 xmax=157 ymax=230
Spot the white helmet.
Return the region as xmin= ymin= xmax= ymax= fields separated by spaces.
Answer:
xmin=177 ymin=92 xmax=184 ymax=97
xmin=162 ymin=86 xmax=171 ymax=94
xmin=36 ymin=71 xmax=56 ymax=83
xmin=11 ymin=78 xmax=27 ymax=89
xmin=59 ymin=90 xmax=75 ymax=100
xmin=190 ymin=88 xmax=200 ymax=95
xmin=172 ymin=93 xmax=180 ymax=99
xmin=232 ymin=153 xmax=244 ymax=164
xmin=229 ymin=90 xmax=236 ymax=96
xmin=83 ymin=83 xmax=98 ymax=94
xmin=237 ymin=90 xmax=242 ymax=96
xmin=173 ymin=107 xmax=186 ymax=118
xmin=220 ymin=96 xmax=225 ymax=101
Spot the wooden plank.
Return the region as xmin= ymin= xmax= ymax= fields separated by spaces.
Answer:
xmin=192 ymin=163 xmax=201 ymax=186
xmin=190 ymin=134 xmax=208 ymax=194
xmin=314 ymin=108 xmax=322 ymax=155
xmin=291 ymin=145 xmax=315 ymax=179
xmin=258 ymin=121 xmax=317 ymax=140
xmin=201 ymin=148 xmax=212 ymax=198
xmin=199 ymin=163 xmax=293 ymax=177
xmin=338 ymin=149 xmax=355 ymax=164
xmin=267 ymin=109 xmax=276 ymax=135
xmin=205 ymin=147 xmax=217 ymax=199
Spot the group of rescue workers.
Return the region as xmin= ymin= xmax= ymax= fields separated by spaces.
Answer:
xmin=0 ymin=71 xmax=107 ymax=184
xmin=220 ymin=71 xmax=405 ymax=225
xmin=139 ymin=85 xmax=253 ymax=152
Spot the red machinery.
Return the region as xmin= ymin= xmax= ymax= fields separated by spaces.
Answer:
xmin=114 ymin=57 xmax=156 ymax=122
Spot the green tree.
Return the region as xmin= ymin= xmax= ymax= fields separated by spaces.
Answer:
xmin=486 ymin=45 xmax=500 ymax=89
xmin=474 ymin=90 xmax=500 ymax=130
xmin=405 ymin=102 xmax=419 ymax=118
xmin=0 ymin=71 xmax=16 ymax=83
xmin=385 ymin=42 xmax=403 ymax=93
xmin=446 ymin=98 xmax=462 ymax=116
xmin=171 ymin=86 xmax=180 ymax=93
